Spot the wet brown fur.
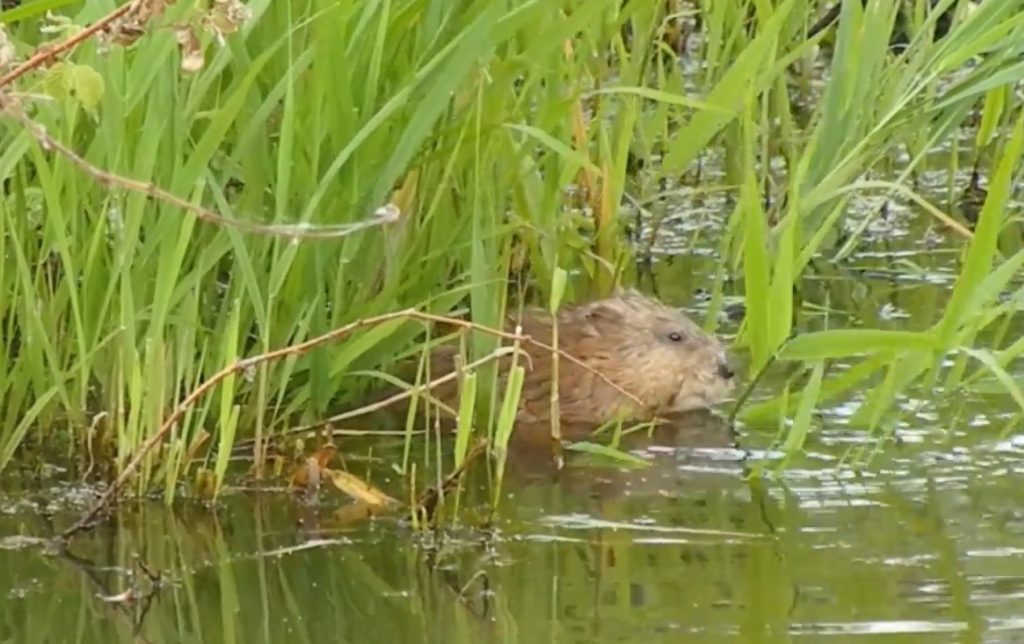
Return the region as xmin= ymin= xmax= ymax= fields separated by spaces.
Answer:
xmin=413 ymin=289 xmax=734 ymax=428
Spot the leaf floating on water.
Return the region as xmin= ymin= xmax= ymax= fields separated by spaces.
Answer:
xmin=326 ymin=468 xmax=397 ymax=507
xmin=334 ymin=500 xmax=388 ymax=526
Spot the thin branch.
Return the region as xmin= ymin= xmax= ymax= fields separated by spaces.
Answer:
xmin=238 ymin=346 xmax=523 ymax=452
xmin=0 ymin=1 xmax=139 ymax=89
xmin=1 ymin=104 xmax=399 ymax=240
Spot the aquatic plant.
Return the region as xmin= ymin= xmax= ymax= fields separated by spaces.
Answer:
xmin=0 ymin=0 xmax=1023 ymax=511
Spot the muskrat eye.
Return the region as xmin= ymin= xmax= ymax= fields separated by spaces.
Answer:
xmin=667 ymin=332 xmax=683 ymax=342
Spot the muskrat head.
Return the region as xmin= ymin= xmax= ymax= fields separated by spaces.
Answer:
xmin=551 ymin=289 xmax=735 ymax=422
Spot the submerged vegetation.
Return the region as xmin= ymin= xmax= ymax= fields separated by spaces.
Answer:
xmin=1 ymin=0 xmax=1024 ymax=519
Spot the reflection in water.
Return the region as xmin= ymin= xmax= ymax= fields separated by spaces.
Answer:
xmin=4 ymin=404 xmax=1024 ymax=642
xmin=504 ymin=410 xmax=760 ymax=531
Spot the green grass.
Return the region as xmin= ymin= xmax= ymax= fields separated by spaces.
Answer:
xmin=1 ymin=0 xmax=1024 ymax=502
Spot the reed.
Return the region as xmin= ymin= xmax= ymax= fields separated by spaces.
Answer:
xmin=0 ymin=0 xmax=1022 ymax=501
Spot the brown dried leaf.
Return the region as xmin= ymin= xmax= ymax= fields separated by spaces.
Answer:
xmin=105 ymin=24 xmax=146 ymax=48
xmin=311 ymin=443 xmax=337 ymax=468
xmin=175 ymin=26 xmax=204 ymax=74
xmin=287 ymin=443 xmax=337 ymax=492
xmin=102 ymin=0 xmax=172 ymax=49
xmin=133 ymin=0 xmax=172 ymax=21
xmin=288 ymin=456 xmax=322 ymax=492
xmin=333 ymin=501 xmax=387 ymax=526
xmin=326 ymin=468 xmax=397 ymax=507
xmin=210 ymin=0 xmax=252 ymax=36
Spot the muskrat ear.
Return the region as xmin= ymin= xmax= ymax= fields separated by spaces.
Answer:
xmin=612 ymin=286 xmax=644 ymax=300
xmin=581 ymin=299 xmax=626 ymax=325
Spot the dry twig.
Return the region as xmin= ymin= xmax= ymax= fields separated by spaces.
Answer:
xmin=232 ymin=345 xmax=523 ymax=455
xmin=1 ymin=104 xmax=399 ymax=239
xmin=0 ymin=2 xmax=137 ymax=89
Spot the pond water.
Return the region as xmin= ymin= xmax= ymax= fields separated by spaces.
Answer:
xmin=4 ymin=163 xmax=1024 ymax=643
xmin=4 ymin=405 xmax=1024 ymax=643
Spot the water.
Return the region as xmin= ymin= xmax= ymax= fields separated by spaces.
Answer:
xmin=5 ymin=407 xmax=1024 ymax=642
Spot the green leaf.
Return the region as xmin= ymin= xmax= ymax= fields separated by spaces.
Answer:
xmin=565 ymin=441 xmax=650 ymax=468
xmin=741 ymin=159 xmax=771 ymax=372
xmin=779 ymin=330 xmax=939 ymax=361
xmin=960 ymin=348 xmax=1024 ymax=415
xmin=0 ymin=388 xmax=59 ymax=472
xmin=0 ymin=0 xmax=77 ymax=24
xmin=780 ymin=360 xmax=824 ymax=457
xmin=40 ymin=61 xmax=73 ymax=102
xmin=937 ymin=109 xmax=1024 ymax=344
xmin=70 ymin=64 xmax=105 ymax=115
xmin=661 ymin=0 xmax=796 ymax=174
xmin=503 ymin=123 xmax=600 ymax=176
xmin=454 ymin=372 xmax=477 ymax=469
xmin=549 ymin=266 xmax=568 ymax=313
xmin=585 ymin=86 xmax=728 ymax=112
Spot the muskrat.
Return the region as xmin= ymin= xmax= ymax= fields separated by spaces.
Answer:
xmin=404 ymin=289 xmax=735 ymax=430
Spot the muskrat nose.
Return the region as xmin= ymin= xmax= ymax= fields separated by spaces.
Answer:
xmin=717 ymin=361 xmax=735 ymax=380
